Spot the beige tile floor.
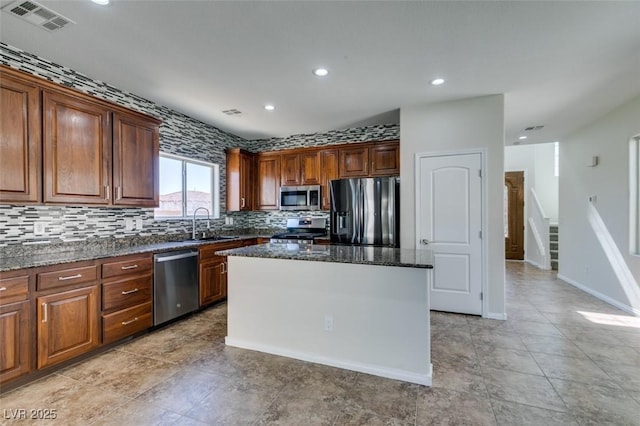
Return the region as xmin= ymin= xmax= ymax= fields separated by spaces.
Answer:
xmin=2 ymin=262 xmax=640 ymax=425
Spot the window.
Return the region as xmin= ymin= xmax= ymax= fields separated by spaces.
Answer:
xmin=631 ymin=137 xmax=640 ymax=254
xmin=154 ymin=153 xmax=220 ymax=219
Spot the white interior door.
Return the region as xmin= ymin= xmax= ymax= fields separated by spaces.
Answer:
xmin=417 ymin=153 xmax=483 ymax=315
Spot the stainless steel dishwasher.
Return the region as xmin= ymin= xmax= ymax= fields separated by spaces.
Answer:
xmin=153 ymin=249 xmax=199 ymax=325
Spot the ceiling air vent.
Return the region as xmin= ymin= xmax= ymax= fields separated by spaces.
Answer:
xmin=222 ymin=109 xmax=242 ymax=116
xmin=1 ymin=0 xmax=75 ymax=32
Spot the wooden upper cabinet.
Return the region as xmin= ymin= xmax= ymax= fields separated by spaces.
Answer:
xmin=281 ymin=151 xmax=320 ymax=186
xmin=320 ymin=149 xmax=339 ymax=210
xmin=281 ymin=153 xmax=301 ymax=186
xmin=370 ymin=141 xmax=400 ymax=176
xmin=256 ymin=154 xmax=280 ymax=210
xmin=112 ymin=112 xmax=160 ymax=207
xmin=339 ymin=146 xmax=369 ymax=178
xmin=226 ymin=148 xmax=254 ymax=211
xmin=338 ymin=141 xmax=399 ymax=179
xmin=0 ymin=70 xmax=41 ymax=203
xmin=300 ymin=151 xmax=321 ymax=185
xmin=43 ymin=90 xmax=112 ymax=205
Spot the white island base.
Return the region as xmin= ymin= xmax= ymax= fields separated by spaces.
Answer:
xmin=225 ymin=256 xmax=432 ymax=386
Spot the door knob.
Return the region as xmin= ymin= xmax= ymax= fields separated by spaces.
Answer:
xmin=421 ymin=239 xmax=430 ymax=245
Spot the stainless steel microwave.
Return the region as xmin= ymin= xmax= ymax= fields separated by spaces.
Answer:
xmin=279 ymin=185 xmax=321 ymax=211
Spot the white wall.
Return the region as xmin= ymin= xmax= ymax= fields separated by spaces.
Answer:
xmin=559 ymin=95 xmax=640 ymax=315
xmin=534 ymin=143 xmax=559 ymax=223
xmin=505 ymin=143 xmax=559 ymax=267
xmin=400 ymin=95 xmax=506 ymax=318
xmin=505 ymin=143 xmax=559 ymax=222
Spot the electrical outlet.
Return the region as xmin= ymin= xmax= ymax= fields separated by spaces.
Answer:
xmin=34 ymin=222 xmax=46 ymax=235
xmin=324 ymin=314 xmax=334 ymax=332
xmin=265 ymin=217 xmax=271 ymax=224
xmin=125 ymin=219 xmax=135 ymax=231
xmin=136 ymin=218 xmax=143 ymax=230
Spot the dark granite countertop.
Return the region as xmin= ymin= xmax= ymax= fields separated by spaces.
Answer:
xmin=217 ymin=243 xmax=434 ymax=269
xmin=0 ymin=235 xmax=268 ymax=272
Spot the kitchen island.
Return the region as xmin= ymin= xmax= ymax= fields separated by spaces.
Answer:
xmin=217 ymin=243 xmax=433 ymax=385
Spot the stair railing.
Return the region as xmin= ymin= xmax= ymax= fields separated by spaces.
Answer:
xmin=528 ymin=188 xmax=551 ymax=269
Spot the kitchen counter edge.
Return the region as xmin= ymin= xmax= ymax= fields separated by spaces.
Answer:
xmin=0 ymin=235 xmax=265 ymax=272
xmin=217 ymin=243 xmax=434 ymax=269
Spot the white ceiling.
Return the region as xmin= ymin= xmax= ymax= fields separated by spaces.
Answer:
xmin=1 ymin=1 xmax=639 ymax=145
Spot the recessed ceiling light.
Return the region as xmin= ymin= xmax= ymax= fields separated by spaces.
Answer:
xmin=91 ymin=0 xmax=109 ymax=5
xmin=264 ymin=104 xmax=275 ymax=111
xmin=313 ymin=68 xmax=329 ymax=77
xmin=518 ymin=136 xmax=528 ymax=140
xmin=430 ymin=78 xmax=445 ymax=86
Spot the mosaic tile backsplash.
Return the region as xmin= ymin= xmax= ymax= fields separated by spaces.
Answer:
xmin=0 ymin=43 xmax=397 ymax=247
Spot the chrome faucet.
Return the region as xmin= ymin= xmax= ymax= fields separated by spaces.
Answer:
xmin=192 ymin=207 xmax=210 ymax=240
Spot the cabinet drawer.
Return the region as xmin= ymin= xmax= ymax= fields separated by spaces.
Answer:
xmin=102 ymin=275 xmax=152 ymax=311
xmin=102 ymin=256 xmax=152 ymax=280
xmin=37 ymin=265 xmax=98 ymax=291
xmin=0 ymin=275 xmax=29 ymax=304
xmin=102 ymin=302 xmax=152 ymax=344
xmin=200 ymin=241 xmax=243 ymax=261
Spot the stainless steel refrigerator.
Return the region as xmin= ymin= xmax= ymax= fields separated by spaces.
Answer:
xmin=330 ymin=177 xmax=400 ymax=247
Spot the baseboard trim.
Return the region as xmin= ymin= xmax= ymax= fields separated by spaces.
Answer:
xmin=485 ymin=312 xmax=508 ymax=320
xmin=525 ymin=258 xmax=551 ymax=270
xmin=225 ymin=337 xmax=433 ymax=386
xmin=557 ymin=274 xmax=640 ymax=316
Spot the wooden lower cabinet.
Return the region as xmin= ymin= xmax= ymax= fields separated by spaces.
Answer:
xmin=199 ymin=240 xmax=250 ymax=307
xmin=199 ymin=258 xmax=227 ymax=307
xmin=0 ymin=300 xmax=31 ymax=383
xmin=102 ymin=302 xmax=152 ymax=345
xmin=100 ymin=253 xmax=153 ymax=344
xmin=36 ymin=285 xmax=100 ymax=369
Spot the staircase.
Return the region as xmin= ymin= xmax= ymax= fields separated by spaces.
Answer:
xmin=550 ymin=224 xmax=559 ymax=270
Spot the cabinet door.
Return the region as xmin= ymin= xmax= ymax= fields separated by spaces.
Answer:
xmin=37 ymin=285 xmax=99 ymax=369
xmin=339 ymin=146 xmax=369 ymax=178
xmin=281 ymin=153 xmax=301 ymax=186
xmin=256 ymin=154 xmax=280 ymax=210
xmin=112 ymin=112 xmax=159 ymax=206
xmin=0 ymin=72 xmax=41 ymax=203
xmin=0 ymin=300 xmax=31 ymax=384
xmin=300 ymin=151 xmax=321 ymax=185
xmin=43 ymin=91 xmax=111 ymax=204
xmin=370 ymin=142 xmax=400 ymax=176
xmin=239 ymin=151 xmax=254 ymax=210
xmin=320 ymin=149 xmax=339 ymax=210
xmin=199 ymin=258 xmax=226 ymax=307
xmin=226 ymin=149 xmax=254 ymax=211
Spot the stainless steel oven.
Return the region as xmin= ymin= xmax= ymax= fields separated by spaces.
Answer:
xmin=279 ymin=185 xmax=321 ymax=211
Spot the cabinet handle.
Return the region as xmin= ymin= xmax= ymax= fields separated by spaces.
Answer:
xmin=42 ymin=303 xmax=47 ymax=323
xmin=0 ymin=287 xmax=6 ymax=291
xmin=58 ymin=273 xmax=82 ymax=281
xmin=121 ymin=317 xmax=139 ymax=326
xmin=221 ymin=262 xmax=227 ymax=274
xmin=105 ymin=185 xmax=110 ymax=200
xmin=421 ymin=239 xmax=430 ymax=245
xmin=121 ymin=288 xmax=139 ymax=295
xmin=241 ymin=197 xmax=245 ymax=208
xmin=120 ymin=264 xmax=139 ymax=270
